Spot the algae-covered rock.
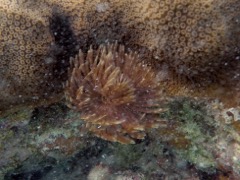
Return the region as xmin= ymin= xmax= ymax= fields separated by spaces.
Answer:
xmin=1 ymin=98 xmax=240 ymax=179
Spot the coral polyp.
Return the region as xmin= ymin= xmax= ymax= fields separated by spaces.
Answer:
xmin=65 ymin=43 xmax=166 ymax=144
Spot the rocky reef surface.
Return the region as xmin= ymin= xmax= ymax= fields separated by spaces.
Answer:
xmin=0 ymin=98 xmax=239 ymax=180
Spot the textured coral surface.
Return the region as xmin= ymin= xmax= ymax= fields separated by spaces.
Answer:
xmin=55 ymin=0 xmax=240 ymax=106
xmin=0 ymin=0 xmax=239 ymax=112
xmin=0 ymin=0 xmax=77 ymax=112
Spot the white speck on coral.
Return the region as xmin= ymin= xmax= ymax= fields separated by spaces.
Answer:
xmin=45 ymin=57 xmax=55 ymax=64
xmin=96 ymin=3 xmax=109 ymax=13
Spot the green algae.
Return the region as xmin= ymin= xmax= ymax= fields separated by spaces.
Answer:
xmin=161 ymin=98 xmax=218 ymax=171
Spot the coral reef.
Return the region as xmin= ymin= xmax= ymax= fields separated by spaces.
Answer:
xmin=55 ymin=0 xmax=240 ymax=106
xmin=1 ymin=0 xmax=239 ymax=113
xmin=0 ymin=0 xmax=77 ymax=113
xmin=155 ymin=99 xmax=240 ymax=178
xmin=0 ymin=100 xmax=240 ymax=179
xmin=0 ymin=0 xmax=240 ymax=178
xmin=65 ymin=43 xmax=166 ymax=144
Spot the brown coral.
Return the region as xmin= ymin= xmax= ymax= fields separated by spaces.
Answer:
xmin=59 ymin=0 xmax=240 ymax=105
xmin=0 ymin=0 xmax=54 ymax=111
xmin=65 ymin=43 xmax=166 ymax=144
xmin=0 ymin=0 xmax=239 ymax=112
xmin=53 ymin=0 xmax=240 ymax=106
xmin=0 ymin=0 xmax=77 ymax=112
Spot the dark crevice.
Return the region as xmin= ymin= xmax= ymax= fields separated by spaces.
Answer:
xmin=49 ymin=11 xmax=79 ymax=82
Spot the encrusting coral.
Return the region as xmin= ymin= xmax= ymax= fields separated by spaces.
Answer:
xmin=65 ymin=43 xmax=167 ymax=144
xmin=0 ymin=0 xmax=53 ymax=110
xmin=53 ymin=0 xmax=240 ymax=106
xmin=0 ymin=0 xmax=78 ymax=112
xmin=1 ymin=0 xmax=239 ymax=112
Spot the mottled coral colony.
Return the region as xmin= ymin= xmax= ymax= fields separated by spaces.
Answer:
xmin=0 ymin=0 xmax=240 ymax=143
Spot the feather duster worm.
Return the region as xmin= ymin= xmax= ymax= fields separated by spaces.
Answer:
xmin=65 ymin=43 xmax=167 ymax=144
